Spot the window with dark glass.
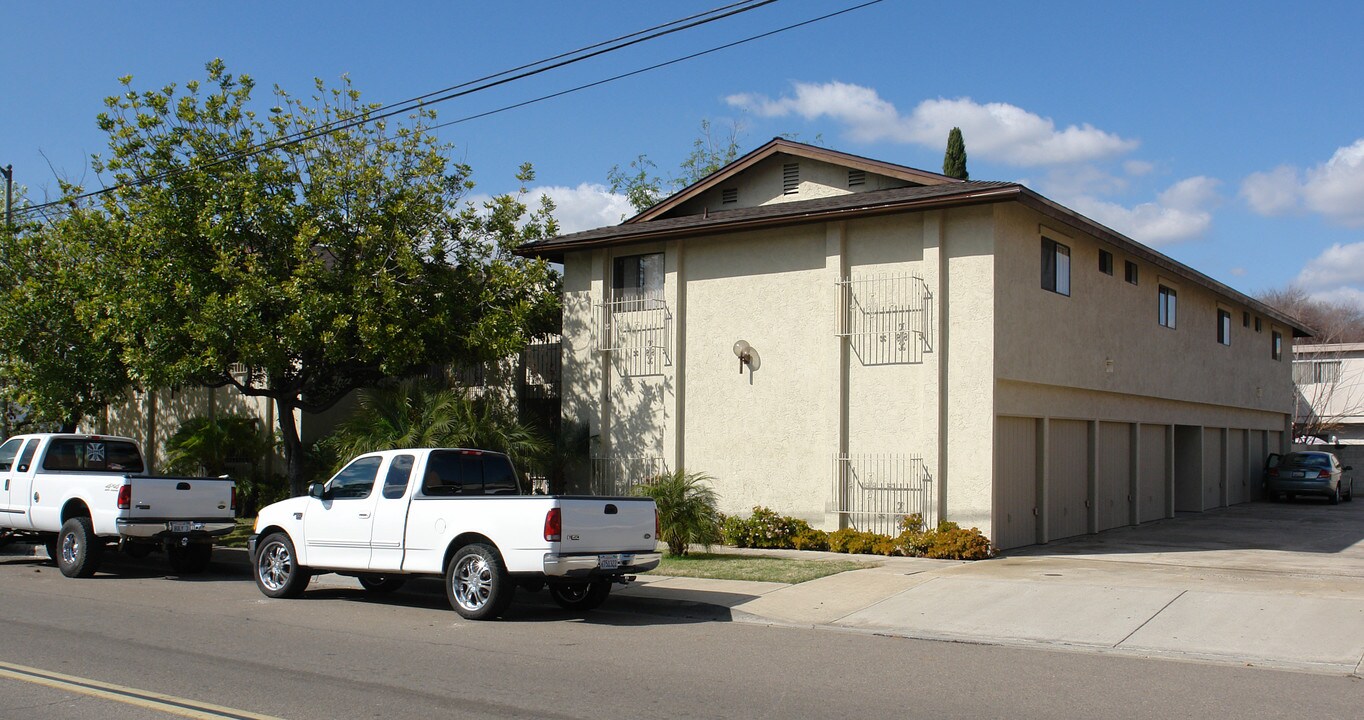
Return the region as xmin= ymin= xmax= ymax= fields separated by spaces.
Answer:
xmin=1217 ymin=309 xmax=1232 ymax=345
xmin=1099 ymin=249 xmax=1113 ymax=275
xmin=421 ymin=451 xmax=520 ymax=496
xmin=15 ymin=440 xmax=38 ymax=472
xmin=328 ymin=456 xmax=381 ymax=499
xmin=1243 ymin=311 xmax=1250 ymax=328
xmin=382 ymin=454 xmax=415 ymax=499
xmin=41 ymin=439 xmax=144 ymax=473
xmin=1041 ymin=237 xmax=1071 ymax=296
xmin=0 ymin=438 xmax=21 ymax=472
xmin=612 ymin=252 xmax=664 ymax=309
xmin=1125 ymin=261 xmax=1139 ymax=285
xmin=1158 ymin=285 xmax=1177 ymax=328
xmin=1255 ymin=317 xmax=1262 ymax=332
xmin=1272 ymin=331 xmax=1283 ymax=360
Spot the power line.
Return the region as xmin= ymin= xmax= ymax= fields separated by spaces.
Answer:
xmin=16 ymin=0 xmax=884 ymax=218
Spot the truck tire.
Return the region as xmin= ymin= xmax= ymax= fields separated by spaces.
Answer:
xmin=445 ymin=543 xmax=515 ymax=620
xmin=358 ymin=574 xmax=407 ymax=594
xmin=254 ymin=533 xmax=311 ymax=599
xmin=57 ymin=517 xmax=103 ymax=578
xmin=548 ymin=580 xmax=611 ymax=611
xmin=168 ymin=543 xmax=213 ymax=575
xmin=42 ymin=536 xmax=58 ymax=564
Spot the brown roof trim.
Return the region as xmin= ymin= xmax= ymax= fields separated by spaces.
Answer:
xmin=625 ymin=137 xmax=962 ymax=224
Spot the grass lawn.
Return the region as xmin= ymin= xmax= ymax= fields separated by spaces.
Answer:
xmin=220 ymin=519 xmax=254 ymax=549
xmin=649 ymin=552 xmax=878 ymax=584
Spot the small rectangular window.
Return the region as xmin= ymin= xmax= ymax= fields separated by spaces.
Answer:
xmin=1041 ymin=237 xmax=1071 ymax=296
xmin=1242 ymin=311 xmax=1250 ymax=328
xmin=1125 ymin=261 xmax=1139 ymax=285
xmin=612 ymin=252 xmax=664 ymax=309
xmin=1099 ymin=250 xmax=1113 ymax=275
xmin=782 ymin=163 xmax=800 ymax=195
xmin=1158 ymin=285 xmax=1177 ymax=328
xmin=1255 ymin=317 xmax=1262 ymax=332
xmin=1217 ymin=309 xmax=1231 ymax=345
xmin=1272 ymin=331 xmax=1283 ymax=361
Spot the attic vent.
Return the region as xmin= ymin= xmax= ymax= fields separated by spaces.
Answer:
xmin=721 ymin=188 xmax=738 ymax=204
xmin=782 ymin=163 xmax=800 ymax=195
xmin=847 ymin=169 xmax=866 ymax=187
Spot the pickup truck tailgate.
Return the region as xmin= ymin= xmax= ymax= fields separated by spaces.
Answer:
xmin=126 ymin=477 xmax=235 ymax=521
xmin=556 ymin=497 xmax=657 ymax=554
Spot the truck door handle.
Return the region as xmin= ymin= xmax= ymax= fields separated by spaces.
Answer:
xmin=358 ymin=513 xmax=370 ymax=519
xmin=3 ymin=479 xmax=7 ymax=491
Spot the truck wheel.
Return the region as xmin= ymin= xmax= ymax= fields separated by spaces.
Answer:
xmin=168 ymin=543 xmax=213 ymax=575
xmin=57 ymin=517 xmax=103 ymax=578
xmin=254 ymin=533 xmax=311 ymax=599
xmin=42 ymin=536 xmax=58 ymax=564
xmin=445 ymin=543 xmax=515 ymax=620
xmin=548 ymin=581 xmax=611 ymax=611
xmin=358 ymin=574 xmax=406 ymax=594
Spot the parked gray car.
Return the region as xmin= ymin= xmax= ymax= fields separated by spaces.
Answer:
xmin=1265 ymin=451 xmax=1354 ymax=504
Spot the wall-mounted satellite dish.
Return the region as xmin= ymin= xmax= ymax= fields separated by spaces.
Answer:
xmin=733 ymin=340 xmax=760 ymax=373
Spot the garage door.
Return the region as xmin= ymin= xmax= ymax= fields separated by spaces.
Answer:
xmin=995 ymin=416 xmax=1038 ymax=550
xmin=1248 ymin=431 xmax=1267 ymax=501
xmin=1047 ymin=420 xmax=1089 ymax=541
xmin=1203 ymin=427 xmax=1224 ymax=510
xmin=1140 ymin=424 xmax=1168 ymax=523
xmin=1227 ymin=429 xmax=1247 ymax=505
xmin=1097 ymin=422 xmax=1132 ymax=531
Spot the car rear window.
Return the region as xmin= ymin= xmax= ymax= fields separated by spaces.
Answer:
xmin=1283 ymin=453 xmax=1331 ymax=469
xmin=42 ymin=439 xmax=145 ymax=473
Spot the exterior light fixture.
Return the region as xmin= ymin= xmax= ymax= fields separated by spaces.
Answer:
xmin=733 ymin=340 xmax=760 ymax=374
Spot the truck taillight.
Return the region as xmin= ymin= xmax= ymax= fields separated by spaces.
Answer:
xmin=117 ymin=485 xmax=131 ymax=510
xmin=231 ymin=485 xmax=237 ymax=511
xmin=544 ymin=507 xmax=561 ymax=542
xmin=654 ymin=509 xmax=660 ymax=541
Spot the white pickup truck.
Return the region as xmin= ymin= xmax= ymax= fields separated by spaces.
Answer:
xmin=0 ymin=433 xmax=236 ymax=577
xmin=249 ymin=448 xmax=661 ymax=620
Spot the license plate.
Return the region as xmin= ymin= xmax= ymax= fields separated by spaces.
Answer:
xmin=1292 ymin=471 xmax=1305 ymax=479
xmin=598 ymin=554 xmax=620 ymax=570
xmin=168 ymin=521 xmax=192 ymax=533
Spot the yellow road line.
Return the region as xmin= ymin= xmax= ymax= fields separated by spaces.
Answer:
xmin=0 ymin=660 xmax=287 ymax=720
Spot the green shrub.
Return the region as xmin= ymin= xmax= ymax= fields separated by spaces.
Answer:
xmin=827 ymin=528 xmax=883 ymax=555
xmin=922 ymin=522 xmax=994 ymax=560
xmin=634 ymin=469 xmax=722 ymax=557
xmin=721 ymin=506 xmax=813 ymax=549
xmin=791 ymin=528 xmax=830 ymax=551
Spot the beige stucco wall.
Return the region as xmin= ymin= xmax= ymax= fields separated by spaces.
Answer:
xmin=672 ymin=153 xmax=913 ymax=216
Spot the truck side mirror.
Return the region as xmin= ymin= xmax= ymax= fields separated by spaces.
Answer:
xmin=308 ymin=482 xmax=328 ymax=499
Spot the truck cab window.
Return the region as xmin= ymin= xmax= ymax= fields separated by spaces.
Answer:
xmin=382 ymin=454 xmax=415 ymax=499
xmin=482 ymin=456 xmax=520 ymax=495
xmin=0 ymin=439 xmax=21 ymax=471
xmin=15 ymin=440 xmax=37 ymax=472
xmin=328 ymin=456 xmax=381 ymax=499
xmin=41 ymin=439 xmax=144 ymax=473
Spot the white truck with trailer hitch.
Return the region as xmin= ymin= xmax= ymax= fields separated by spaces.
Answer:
xmin=249 ymin=447 xmax=660 ymax=620
xmin=0 ymin=433 xmax=237 ymax=576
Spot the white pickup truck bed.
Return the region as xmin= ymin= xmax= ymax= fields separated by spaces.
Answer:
xmin=250 ymin=448 xmax=660 ymax=619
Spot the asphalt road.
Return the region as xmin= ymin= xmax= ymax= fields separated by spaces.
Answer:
xmin=0 ymin=549 xmax=1360 ymax=720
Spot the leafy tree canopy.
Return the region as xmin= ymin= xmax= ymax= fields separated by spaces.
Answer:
xmin=77 ymin=60 xmax=559 ymax=493
xmin=943 ymin=127 xmax=969 ymax=180
xmin=608 ymin=119 xmax=743 ymax=215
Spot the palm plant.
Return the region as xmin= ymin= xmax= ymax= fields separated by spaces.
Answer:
xmin=634 ymin=469 xmax=722 ymax=556
xmin=163 ymin=415 xmax=279 ymax=513
xmin=323 ymin=378 xmax=549 ymax=472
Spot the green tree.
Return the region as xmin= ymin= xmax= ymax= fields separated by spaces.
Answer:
xmin=322 ymin=377 xmax=549 ymax=477
xmin=84 ymin=60 xmax=559 ymax=495
xmin=609 ymin=119 xmax=743 ymax=214
xmin=634 ymin=469 xmax=723 ymax=556
xmin=0 ymin=205 xmax=130 ymax=431
xmin=942 ymin=127 xmax=969 ymax=180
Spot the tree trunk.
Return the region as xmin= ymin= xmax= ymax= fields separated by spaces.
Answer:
xmin=276 ymin=401 xmax=308 ymax=497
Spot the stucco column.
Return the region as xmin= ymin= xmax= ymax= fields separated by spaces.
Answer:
xmin=826 ymin=221 xmax=847 ymax=528
xmin=922 ymin=210 xmax=947 ymax=525
xmin=665 ymin=239 xmax=686 ymax=472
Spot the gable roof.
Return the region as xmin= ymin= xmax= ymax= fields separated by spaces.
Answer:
xmin=516 ymin=147 xmax=1312 ymax=339
xmin=624 ymin=137 xmax=962 ymax=224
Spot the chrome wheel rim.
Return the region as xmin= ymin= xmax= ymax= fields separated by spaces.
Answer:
xmin=257 ymin=541 xmax=292 ymax=592
xmin=60 ymin=531 xmax=79 ymax=566
xmin=453 ymin=555 xmax=492 ymax=611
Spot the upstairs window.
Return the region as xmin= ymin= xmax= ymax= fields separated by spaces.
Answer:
xmin=1243 ymin=311 xmax=1250 ymax=328
xmin=612 ymin=252 xmax=664 ymax=309
xmin=1217 ymin=309 xmax=1231 ymax=345
xmin=1099 ymin=250 xmax=1113 ymax=275
xmin=1041 ymin=237 xmax=1071 ymax=296
xmin=1272 ymin=331 xmax=1283 ymax=360
xmin=1125 ymin=261 xmax=1139 ymax=285
xmin=1158 ymin=285 xmax=1177 ymax=328
xmin=1255 ymin=317 xmax=1262 ymax=332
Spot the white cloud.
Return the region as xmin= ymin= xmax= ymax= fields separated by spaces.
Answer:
xmin=528 ymin=183 xmax=634 ymax=234
xmin=1123 ymin=160 xmax=1156 ymax=177
xmin=1242 ymin=139 xmax=1364 ymax=225
xmin=1308 ymin=286 xmax=1364 ymax=311
xmin=727 ymin=81 xmax=1138 ymax=166
xmin=1294 ymin=242 xmax=1364 ymax=290
xmin=1063 ymin=176 xmax=1221 ymax=245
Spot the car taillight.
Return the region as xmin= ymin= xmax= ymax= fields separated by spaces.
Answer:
xmin=1267 ymin=468 xmax=1279 ymax=478
xmin=544 ymin=507 xmax=561 ymax=542
xmin=1318 ymin=470 xmax=1332 ymax=479
xmin=117 ymin=485 xmax=131 ymax=510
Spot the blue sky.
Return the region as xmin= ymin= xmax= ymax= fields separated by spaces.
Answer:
xmin=4 ymin=1 xmax=1364 ymax=307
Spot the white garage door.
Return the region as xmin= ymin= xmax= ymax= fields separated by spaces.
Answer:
xmin=1140 ymin=424 xmax=1168 ymax=523
xmin=1227 ymin=429 xmax=1247 ymax=505
xmin=995 ymin=416 xmax=1038 ymax=551
xmin=1202 ymin=427 xmax=1224 ymax=510
xmin=1097 ymin=422 xmax=1132 ymax=531
xmin=1047 ymin=420 xmax=1089 ymax=542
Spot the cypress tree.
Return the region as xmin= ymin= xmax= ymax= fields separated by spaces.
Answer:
xmin=943 ymin=127 xmax=969 ymax=180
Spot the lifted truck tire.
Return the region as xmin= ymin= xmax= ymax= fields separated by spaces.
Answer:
xmin=57 ymin=517 xmax=103 ymax=578
xmin=548 ymin=580 xmax=612 ymax=611
xmin=168 ymin=543 xmax=213 ymax=575
xmin=254 ymin=533 xmax=311 ymax=599
xmin=446 ymin=543 xmax=515 ymax=621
